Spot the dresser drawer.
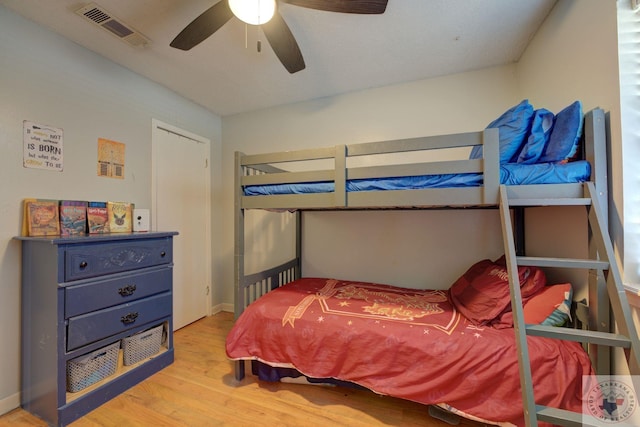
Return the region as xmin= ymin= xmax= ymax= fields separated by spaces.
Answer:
xmin=64 ymin=238 xmax=172 ymax=282
xmin=65 ymin=268 xmax=171 ymax=318
xmin=67 ymin=292 xmax=172 ymax=351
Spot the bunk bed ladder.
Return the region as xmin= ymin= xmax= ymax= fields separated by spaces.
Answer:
xmin=499 ymin=183 xmax=640 ymax=427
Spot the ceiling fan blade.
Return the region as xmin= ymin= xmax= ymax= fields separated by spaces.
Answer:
xmin=262 ymin=11 xmax=306 ymax=74
xmin=170 ymin=1 xmax=234 ymax=50
xmin=283 ymin=0 xmax=388 ymax=14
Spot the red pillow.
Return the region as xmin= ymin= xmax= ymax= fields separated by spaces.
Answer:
xmin=449 ymin=257 xmax=546 ymax=326
xmin=523 ymin=283 xmax=572 ymax=324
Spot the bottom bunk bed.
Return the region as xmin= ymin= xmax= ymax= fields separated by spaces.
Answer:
xmin=226 ymin=258 xmax=595 ymax=427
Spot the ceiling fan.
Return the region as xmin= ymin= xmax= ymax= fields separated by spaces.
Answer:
xmin=170 ymin=0 xmax=388 ymax=74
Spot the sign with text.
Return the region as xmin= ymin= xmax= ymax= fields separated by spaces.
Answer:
xmin=23 ymin=120 xmax=63 ymax=171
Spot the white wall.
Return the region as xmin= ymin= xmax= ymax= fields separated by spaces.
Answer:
xmin=514 ymin=0 xmax=621 ymax=299
xmin=222 ymin=65 xmax=521 ymax=302
xmin=0 ymin=6 xmax=222 ymax=414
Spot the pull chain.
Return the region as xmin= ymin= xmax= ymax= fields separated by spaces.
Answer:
xmin=257 ymin=0 xmax=262 ymax=53
xmin=244 ymin=24 xmax=262 ymax=53
xmin=241 ymin=2 xmax=264 ymax=54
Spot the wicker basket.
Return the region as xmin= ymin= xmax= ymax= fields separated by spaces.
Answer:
xmin=122 ymin=324 xmax=164 ymax=366
xmin=66 ymin=341 xmax=119 ymax=393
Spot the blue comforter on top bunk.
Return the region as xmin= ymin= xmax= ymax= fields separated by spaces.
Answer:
xmin=245 ymin=99 xmax=592 ymax=197
xmin=243 ymin=160 xmax=591 ymax=196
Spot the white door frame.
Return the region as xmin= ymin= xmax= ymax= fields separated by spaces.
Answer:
xmin=151 ymin=119 xmax=212 ymax=318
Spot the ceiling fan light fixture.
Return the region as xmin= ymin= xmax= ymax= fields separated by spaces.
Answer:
xmin=228 ymin=0 xmax=276 ymax=25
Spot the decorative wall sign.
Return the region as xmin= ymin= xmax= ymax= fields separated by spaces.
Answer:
xmin=97 ymin=138 xmax=125 ymax=179
xmin=23 ymin=120 xmax=64 ymax=171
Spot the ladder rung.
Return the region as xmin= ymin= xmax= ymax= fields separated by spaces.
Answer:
xmin=507 ymin=197 xmax=592 ymax=206
xmin=536 ymin=405 xmax=638 ymax=427
xmin=536 ymin=406 xmax=583 ymax=427
xmin=526 ymin=325 xmax=632 ymax=348
xmin=516 ymin=256 xmax=609 ymax=270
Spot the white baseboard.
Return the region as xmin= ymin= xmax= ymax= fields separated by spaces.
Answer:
xmin=211 ymin=303 xmax=233 ymax=315
xmin=0 ymin=392 xmax=20 ymax=416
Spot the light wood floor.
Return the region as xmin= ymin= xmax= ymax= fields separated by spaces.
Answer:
xmin=1 ymin=312 xmax=487 ymax=427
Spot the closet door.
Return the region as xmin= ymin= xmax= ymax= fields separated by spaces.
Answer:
xmin=152 ymin=120 xmax=211 ymax=330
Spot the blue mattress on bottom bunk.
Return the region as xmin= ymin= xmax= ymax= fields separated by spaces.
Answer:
xmin=243 ymin=160 xmax=591 ymax=196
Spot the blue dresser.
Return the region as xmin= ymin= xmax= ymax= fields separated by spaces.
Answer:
xmin=16 ymin=232 xmax=177 ymax=426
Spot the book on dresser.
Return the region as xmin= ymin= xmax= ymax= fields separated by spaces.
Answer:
xmin=107 ymin=201 xmax=133 ymax=233
xmin=25 ymin=199 xmax=60 ymax=237
xmin=59 ymin=200 xmax=88 ymax=236
xmin=87 ymin=201 xmax=109 ymax=234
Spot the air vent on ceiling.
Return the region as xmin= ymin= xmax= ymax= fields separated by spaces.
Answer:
xmin=75 ymin=3 xmax=150 ymax=48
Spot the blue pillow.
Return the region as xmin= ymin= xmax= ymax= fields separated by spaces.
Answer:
xmin=517 ymin=108 xmax=555 ymax=164
xmin=470 ymin=99 xmax=534 ymax=163
xmin=538 ymin=101 xmax=583 ymax=163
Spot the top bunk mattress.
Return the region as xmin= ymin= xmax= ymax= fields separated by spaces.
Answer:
xmin=238 ymin=102 xmax=606 ymax=209
xmin=243 ymin=160 xmax=591 ymax=196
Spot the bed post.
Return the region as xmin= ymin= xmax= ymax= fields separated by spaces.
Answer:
xmin=296 ymin=210 xmax=302 ymax=280
xmin=481 ymin=128 xmax=500 ymax=204
xmin=234 ymin=151 xmax=246 ymax=319
xmin=513 ymin=208 xmax=525 ymax=256
xmin=334 ymin=145 xmax=347 ymax=207
xmin=584 ymin=108 xmax=612 ymax=374
xmin=584 ymin=108 xmax=608 ymax=224
xmin=234 ymin=151 xmax=246 ymax=380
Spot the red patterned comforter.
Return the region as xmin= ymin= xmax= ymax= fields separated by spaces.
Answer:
xmin=225 ymin=278 xmax=594 ymax=426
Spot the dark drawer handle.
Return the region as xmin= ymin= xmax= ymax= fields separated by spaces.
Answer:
xmin=79 ymin=261 xmax=88 ymax=269
xmin=118 ymin=284 xmax=137 ymax=297
xmin=160 ymin=251 xmax=166 ymax=257
xmin=120 ymin=312 xmax=139 ymax=324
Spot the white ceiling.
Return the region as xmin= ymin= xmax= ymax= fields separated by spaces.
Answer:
xmin=1 ymin=0 xmax=557 ymax=117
